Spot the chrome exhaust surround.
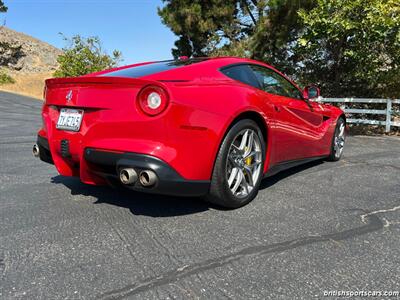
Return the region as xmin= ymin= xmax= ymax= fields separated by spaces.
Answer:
xmin=32 ymin=144 xmax=40 ymax=158
xmin=119 ymin=168 xmax=138 ymax=185
xmin=139 ymin=170 xmax=157 ymax=187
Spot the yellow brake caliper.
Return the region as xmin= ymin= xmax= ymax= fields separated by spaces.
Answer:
xmin=245 ymin=147 xmax=252 ymax=166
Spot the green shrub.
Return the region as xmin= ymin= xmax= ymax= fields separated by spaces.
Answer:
xmin=54 ymin=34 xmax=122 ymax=78
xmin=0 ymin=70 xmax=15 ymax=85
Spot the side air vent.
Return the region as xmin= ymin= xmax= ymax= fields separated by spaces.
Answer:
xmin=323 ymin=115 xmax=330 ymax=121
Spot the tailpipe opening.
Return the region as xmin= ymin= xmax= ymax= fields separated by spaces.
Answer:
xmin=33 ymin=144 xmax=40 ymax=158
xmin=139 ymin=170 xmax=157 ymax=187
xmin=119 ymin=168 xmax=138 ymax=185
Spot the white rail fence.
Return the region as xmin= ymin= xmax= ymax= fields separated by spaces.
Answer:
xmin=320 ymin=98 xmax=400 ymax=133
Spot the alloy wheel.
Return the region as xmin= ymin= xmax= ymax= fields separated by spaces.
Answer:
xmin=334 ymin=122 xmax=345 ymax=158
xmin=226 ymin=129 xmax=263 ymax=198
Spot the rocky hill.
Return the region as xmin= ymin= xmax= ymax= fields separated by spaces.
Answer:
xmin=0 ymin=26 xmax=62 ymax=98
xmin=0 ymin=26 xmax=62 ymax=72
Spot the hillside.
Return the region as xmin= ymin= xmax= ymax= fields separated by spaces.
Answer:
xmin=0 ymin=26 xmax=62 ymax=99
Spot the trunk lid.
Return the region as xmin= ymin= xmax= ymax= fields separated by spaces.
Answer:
xmin=45 ymin=76 xmax=153 ymax=108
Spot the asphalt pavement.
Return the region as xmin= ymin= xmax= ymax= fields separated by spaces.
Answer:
xmin=0 ymin=91 xmax=399 ymax=299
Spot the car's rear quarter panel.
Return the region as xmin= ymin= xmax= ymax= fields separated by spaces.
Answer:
xmin=164 ymin=78 xmax=275 ymax=178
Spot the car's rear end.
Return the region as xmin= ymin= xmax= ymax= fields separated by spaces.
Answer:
xmin=34 ymin=59 xmax=228 ymax=196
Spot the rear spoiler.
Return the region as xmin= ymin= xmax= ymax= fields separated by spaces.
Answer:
xmin=45 ymin=76 xmax=154 ymax=89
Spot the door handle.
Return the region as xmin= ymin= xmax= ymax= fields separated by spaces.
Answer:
xmin=274 ymin=104 xmax=281 ymax=112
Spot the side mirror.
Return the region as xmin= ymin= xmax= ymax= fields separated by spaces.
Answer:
xmin=304 ymin=85 xmax=320 ymax=100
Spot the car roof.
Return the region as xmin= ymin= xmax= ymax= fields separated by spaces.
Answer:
xmin=93 ymin=56 xmax=271 ymax=77
xmin=91 ymin=56 xmax=302 ymax=91
xmin=185 ymin=56 xmax=273 ymax=68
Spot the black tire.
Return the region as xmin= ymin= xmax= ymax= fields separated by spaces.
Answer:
xmin=327 ymin=117 xmax=346 ymax=161
xmin=205 ymin=119 xmax=266 ymax=208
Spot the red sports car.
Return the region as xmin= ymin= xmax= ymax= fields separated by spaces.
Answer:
xmin=34 ymin=57 xmax=346 ymax=208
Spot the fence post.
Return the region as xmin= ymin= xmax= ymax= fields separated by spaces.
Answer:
xmin=340 ymin=98 xmax=346 ymax=111
xmin=385 ymin=99 xmax=392 ymax=133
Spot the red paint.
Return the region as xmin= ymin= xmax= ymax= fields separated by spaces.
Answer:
xmin=39 ymin=57 xmax=344 ymax=184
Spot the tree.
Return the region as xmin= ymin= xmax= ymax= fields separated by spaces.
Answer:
xmin=246 ymin=0 xmax=315 ymax=74
xmin=158 ymin=0 xmax=238 ymax=58
xmin=54 ymin=35 xmax=122 ymax=78
xmin=0 ymin=0 xmax=7 ymax=13
xmin=296 ymin=0 xmax=400 ymax=98
xmin=159 ymin=0 xmax=400 ymax=98
xmin=158 ymin=1 xmax=314 ymax=66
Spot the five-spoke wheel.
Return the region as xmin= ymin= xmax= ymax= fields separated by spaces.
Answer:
xmin=205 ymin=119 xmax=265 ymax=208
xmin=226 ymin=129 xmax=263 ymax=198
xmin=328 ymin=117 xmax=346 ymax=161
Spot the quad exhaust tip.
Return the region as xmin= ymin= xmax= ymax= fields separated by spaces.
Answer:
xmin=32 ymin=144 xmax=40 ymax=158
xmin=139 ymin=170 xmax=157 ymax=187
xmin=119 ymin=168 xmax=137 ymax=185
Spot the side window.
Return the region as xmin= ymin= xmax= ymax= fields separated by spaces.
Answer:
xmin=249 ymin=65 xmax=303 ymax=99
xmin=221 ymin=65 xmax=260 ymax=89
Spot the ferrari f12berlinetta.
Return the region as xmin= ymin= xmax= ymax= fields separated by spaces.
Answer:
xmin=34 ymin=57 xmax=346 ymax=208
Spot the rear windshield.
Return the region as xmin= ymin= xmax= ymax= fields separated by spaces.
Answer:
xmin=101 ymin=58 xmax=208 ymax=78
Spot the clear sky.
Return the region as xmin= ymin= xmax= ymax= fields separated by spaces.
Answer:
xmin=2 ymin=0 xmax=177 ymax=65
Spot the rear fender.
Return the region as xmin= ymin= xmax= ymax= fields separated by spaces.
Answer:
xmin=215 ymin=107 xmax=273 ymax=175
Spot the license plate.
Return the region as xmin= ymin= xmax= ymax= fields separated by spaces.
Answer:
xmin=56 ymin=108 xmax=84 ymax=132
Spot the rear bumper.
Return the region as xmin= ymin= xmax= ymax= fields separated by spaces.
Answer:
xmin=36 ymin=135 xmax=210 ymax=197
xmin=37 ymin=135 xmax=54 ymax=165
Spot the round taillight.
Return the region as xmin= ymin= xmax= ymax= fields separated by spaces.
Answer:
xmin=137 ymin=85 xmax=169 ymax=116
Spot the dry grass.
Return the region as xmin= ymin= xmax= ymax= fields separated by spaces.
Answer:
xmin=0 ymin=71 xmax=52 ymax=100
